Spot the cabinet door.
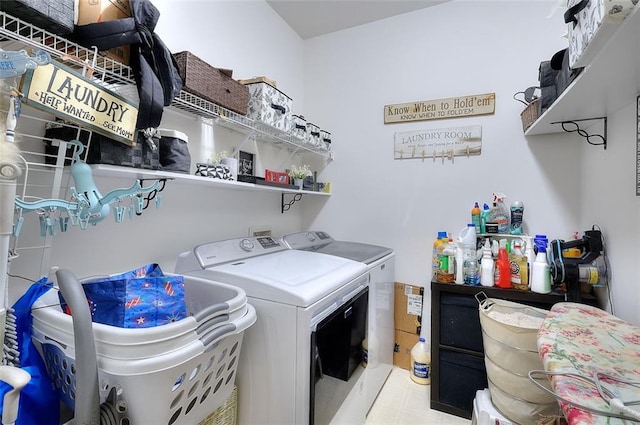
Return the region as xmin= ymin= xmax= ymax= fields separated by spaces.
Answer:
xmin=439 ymin=292 xmax=483 ymax=352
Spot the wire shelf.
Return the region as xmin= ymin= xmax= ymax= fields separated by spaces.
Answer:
xmin=0 ymin=11 xmax=331 ymax=159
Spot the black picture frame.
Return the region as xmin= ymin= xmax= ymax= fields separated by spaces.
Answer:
xmin=239 ymin=151 xmax=254 ymax=176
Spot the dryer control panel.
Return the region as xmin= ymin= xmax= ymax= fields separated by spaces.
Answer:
xmin=281 ymin=231 xmax=335 ymax=250
xmin=181 ymin=236 xmax=288 ymax=269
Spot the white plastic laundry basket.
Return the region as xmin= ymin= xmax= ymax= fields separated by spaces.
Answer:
xmin=31 ymin=274 xmax=256 ymax=425
xmin=34 ymin=303 xmax=255 ymax=425
xmin=31 ymin=274 xmax=247 ymax=359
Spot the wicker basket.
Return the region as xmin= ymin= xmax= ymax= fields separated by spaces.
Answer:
xmin=520 ymin=99 xmax=540 ymax=132
xmin=173 ymin=51 xmax=249 ymax=115
xmin=198 ymin=386 xmax=237 ymax=425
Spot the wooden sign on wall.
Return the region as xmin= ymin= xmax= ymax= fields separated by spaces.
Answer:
xmin=394 ymin=125 xmax=482 ymax=160
xmin=384 ymin=93 xmax=495 ymax=124
xmin=20 ymin=62 xmax=138 ymax=146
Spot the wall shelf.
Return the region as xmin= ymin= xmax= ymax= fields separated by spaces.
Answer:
xmin=525 ymin=6 xmax=640 ymax=136
xmin=91 ymin=164 xmax=331 ymax=196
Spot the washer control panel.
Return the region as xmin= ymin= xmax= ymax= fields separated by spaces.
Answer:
xmin=193 ymin=236 xmax=286 ymax=267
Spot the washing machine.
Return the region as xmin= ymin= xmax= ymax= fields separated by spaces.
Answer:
xmin=175 ymin=236 xmax=370 ymax=425
xmin=281 ymin=231 xmax=395 ymax=415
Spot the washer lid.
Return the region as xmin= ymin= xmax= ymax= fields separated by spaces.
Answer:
xmin=190 ymin=250 xmax=368 ymax=307
xmin=315 ymin=241 xmax=394 ymax=264
xmin=281 ymin=232 xmax=393 ymax=264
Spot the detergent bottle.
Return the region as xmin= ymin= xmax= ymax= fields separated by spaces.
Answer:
xmin=510 ymin=200 xmax=524 ymax=235
xmin=436 ymin=236 xmax=456 ymax=283
xmin=480 ymin=203 xmax=490 ymax=234
xmin=410 ymin=337 xmax=431 ymax=385
xmin=471 ymin=202 xmax=481 ymax=231
xmin=480 ymin=239 xmax=494 ymax=287
xmin=432 ymin=231 xmax=448 ymax=280
xmin=494 ymin=239 xmax=511 ymax=288
xmin=509 ymin=242 xmax=528 ymax=290
xmin=531 ymin=244 xmax=551 ymax=294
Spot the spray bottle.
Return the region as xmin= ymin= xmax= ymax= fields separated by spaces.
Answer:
xmin=488 ymin=193 xmax=510 ymax=234
xmin=523 ymin=235 xmax=536 ymax=288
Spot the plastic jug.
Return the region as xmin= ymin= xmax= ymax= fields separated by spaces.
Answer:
xmin=410 ymin=337 xmax=431 ymax=385
xmin=459 ymin=223 xmax=477 ymax=247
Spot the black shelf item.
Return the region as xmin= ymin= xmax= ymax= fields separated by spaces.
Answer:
xmin=429 ymin=282 xmax=589 ymax=420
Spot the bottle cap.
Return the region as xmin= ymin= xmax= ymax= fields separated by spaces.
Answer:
xmin=437 ymin=231 xmax=447 ymax=238
xmin=419 ymin=337 xmax=425 ymax=342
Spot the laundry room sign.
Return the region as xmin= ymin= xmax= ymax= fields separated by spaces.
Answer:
xmin=20 ymin=61 xmax=138 ymax=146
xmin=384 ymin=93 xmax=495 ymax=124
xmin=394 ymin=125 xmax=482 ymax=161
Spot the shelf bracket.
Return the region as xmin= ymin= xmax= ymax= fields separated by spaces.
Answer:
xmin=551 ymin=117 xmax=607 ymax=150
xmin=231 ymin=131 xmax=256 ymax=157
xmin=281 ymin=193 xmax=303 ymax=213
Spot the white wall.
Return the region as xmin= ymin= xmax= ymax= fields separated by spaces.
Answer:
xmin=300 ymin=1 xmax=608 ymax=333
xmin=7 ymin=0 xmax=310 ymax=300
xmin=8 ymin=0 xmax=639 ymax=328
xmin=580 ymin=103 xmax=640 ymax=324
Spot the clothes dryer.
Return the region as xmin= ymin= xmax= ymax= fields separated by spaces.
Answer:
xmin=175 ymin=236 xmax=369 ymax=425
xmin=281 ymin=231 xmax=395 ymax=415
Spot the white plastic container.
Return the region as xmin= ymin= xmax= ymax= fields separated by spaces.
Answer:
xmin=530 ymin=247 xmax=551 ymax=294
xmin=480 ymin=241 xmax=494 ymax=287
xmin=410 ymin=337 xmax=431 ymax=385
xmin=459 ymin=223 xmax=477 ymax=246
xmin=472 ymin=389 xmax=514 ymax=425
xmin=455 ymin=241 xmax=465 ymax=284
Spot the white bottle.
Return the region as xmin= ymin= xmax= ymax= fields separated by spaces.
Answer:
xmin=410 ymin=337 xmax=431 ymax=385
xmin=531 ymin=246 xmax=551 ymax=294
xmin=455 ymin=241 xmax=465 ymax=284
xmin=523 ymin=235 xmax=536 ymax=287
xmin=480 ymin=240 xmax=494 ymax=287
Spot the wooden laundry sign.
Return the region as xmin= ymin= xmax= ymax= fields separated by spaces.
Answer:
xmin=384 ymin=93 xmax=495 ymax=124
xmin=20 ymin=61 xmax=138 ymax=146
xmin=394 ymin=125 xmax=482 ymax=160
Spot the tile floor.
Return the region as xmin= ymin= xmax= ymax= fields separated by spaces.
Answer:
xmin=365 ymin=367 xmax=472 ymax=425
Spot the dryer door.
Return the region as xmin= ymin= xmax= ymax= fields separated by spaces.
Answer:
xmin=310 ymin=287 xmax=368 ymax=425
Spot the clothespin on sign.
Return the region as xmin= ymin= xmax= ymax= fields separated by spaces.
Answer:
xmin=432 ymin=151 xmax=436 ymax=163
xmin=441 ymin=151 xmax=445 ymax=165
xmin=412 ymin=147 xmax=416 ymax=158
xmin=421 ymin=150 xmax=425 ymax=162
xmin=466 ymin=145 xmax=470 ymax=157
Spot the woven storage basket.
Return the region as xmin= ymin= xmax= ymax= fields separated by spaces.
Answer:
xmin=198 ymin=386 xmax=237 ymax=425
xmin=520 ymin=99 xmax=540 ymax=132
xmin=478 ymin=296 xmax=558 ymax=425
xmin=173 ymin=51 xmax=249 ymax=115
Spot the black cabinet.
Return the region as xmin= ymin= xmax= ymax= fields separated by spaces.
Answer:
xmin=429 ymin=282 xmax=572 ymax=419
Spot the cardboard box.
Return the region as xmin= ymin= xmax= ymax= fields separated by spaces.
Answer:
xmin=394 ymin=282 xmax=423 ymax=335
xmin=76 ymin=0 xmax=132 ymax=65
xmin=76 ymin=0 xmax=131 ymax=25
xmin=393 ymin=329 xmax=420 ymax=370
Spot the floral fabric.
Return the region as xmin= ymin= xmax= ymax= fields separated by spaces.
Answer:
xmin=537 ymin=302 xmax=640 ymax=424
